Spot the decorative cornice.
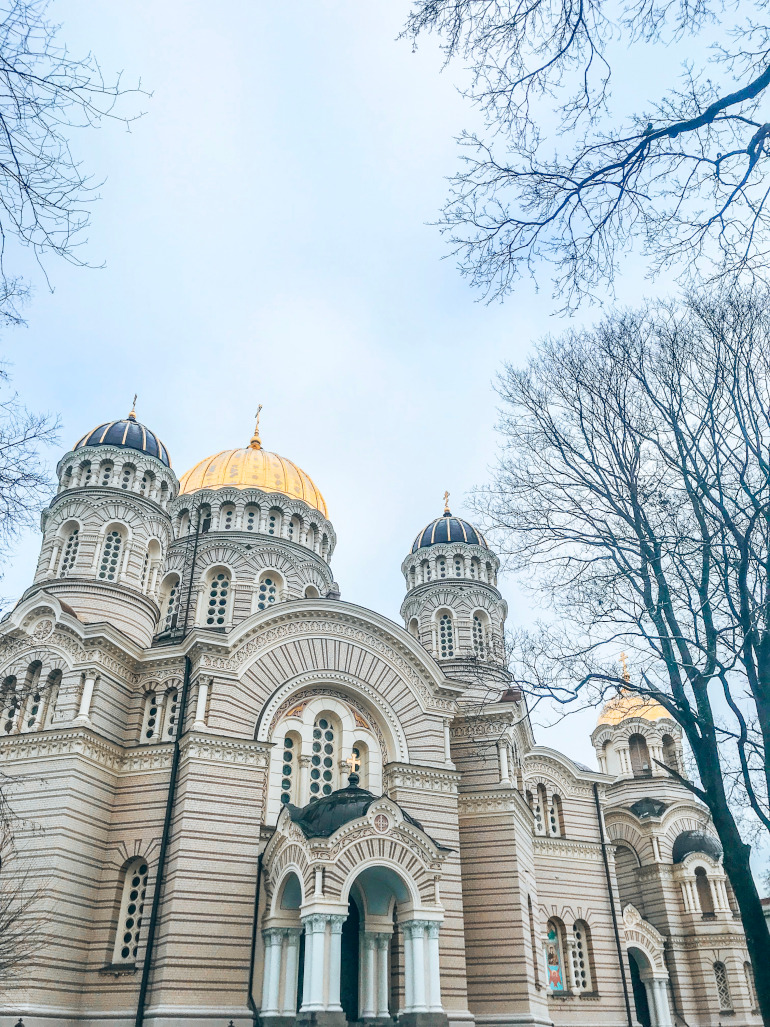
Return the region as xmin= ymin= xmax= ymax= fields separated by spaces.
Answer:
xmin=0 ymin=727 xmax=171 ymax=775
xmin=533 ymin=836 xmax=604 ymax=861
xmin=384 ymin=761 xmax=460 ymax=795
xmin=180 ymin=731 xmax=270 ymax=768
xmin=457 ymin=790 xmax=519 ymax=816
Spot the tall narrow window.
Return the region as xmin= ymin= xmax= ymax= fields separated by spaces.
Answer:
xmin=744 ymin=962 xmax=757 ymax=1010
xmin=351 ymin=740 xmax=369 ymax=788
xmin=141 ymin=692 xmax=160 ymax=742
xmin=714 ymin=962 xmax=732 ymax=1011
xmin=257 ymin=573 xmax=281 ymax=610
xmin=43 ymin=669 xmax=61 ymax=728
xmin=99 ymin=530 xmax=123 ymax=581
xmin=221 ymin=505 xmax=235 ymax=530
xmin=310 ymin=716 xmax=336 ymax=799
xmin=2 ymin=676 xmax=19 ymax=734
xmin=571 ymin=921 xmax=592 ymax=991
xmin=280 ymin=733 xmax=299 ymax=805
xmin=662 ymin=734 xmax=678 ymax=772
xmin=472 ymin=614 xmax=487 ymax=657
xmin=79 ymin=461 xmax=92 ymax=486
xmin=454 ymin=556 xmax=463 ymax=577
xmin=21 ymin=663 xmax=42 ymax=732
xmin=438 ymin=557 xmax=446 ymax=578
xmin=545 ymin=920 xmax=566 ymax=992
xmin=438 ymin=614 xmax=454 ymax=657
xmin=695 ymin=867 xmax=715 ymax=915
xmin=288 ymin=515 xmax=301 ymax=540
xmin=112 ymin=858 xmax=150 ymax=965
xmin=101 ymin=462 xmax=114 ymax=486
xmin=162 ymin=575 xmax=181 ymax=631
xmin=628 ymin=733 xmax=651 ymax=776
xmin=245 ymin=506 xmax=258 ymax=531
xmin=549 ymin=794 xmax=564 ymax=837
xmin=59 ymin=527 xmax=80 ymax=577
xmin=163 ymin=688 xmax=179 ymax=739
xmin=534 ymin=783 xmax=547 ymax=835
xmin=470 ymin=558 xmax=478 ymax=579
xmin=267 ymin=509 xmax=281 ymax=535
xmin=139 ymin=470 xmax=154 ymax=496
xmin=120 ymin=464 xmax=135 ymax=490
xmin=205 ymin=572 xmax=230 ymax=626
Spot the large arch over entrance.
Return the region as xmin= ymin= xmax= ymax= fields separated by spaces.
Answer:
xmin=622 ymin=905 xmax=673 ymax=1027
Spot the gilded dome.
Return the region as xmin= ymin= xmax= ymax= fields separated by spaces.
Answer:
xmin=597 ymin=689 xmax=671 ymax=726
xmin=178 ymin=416 xmax=327 ymax=517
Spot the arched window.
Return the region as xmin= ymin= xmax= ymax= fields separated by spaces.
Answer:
xmin=310 ymin=715 xmax=337 ymax=800
xmin=714 ymin=962 xmax=732 ymax=1011
xmin=280 ymin=731 xmax=300 ymax=805
xmin=486 ymin=561 xmax=494 ymax=584
xmin=662 ymin=734 xmax=678 ymax=772
xmin=307 ymin=524 xmax=318 ymax=551
xmin=199 ymin=504 xmax=212 ymax=533
xmin=438 ymin=557 xmax=447 ymax=578
xmin=571 ymin=921 xmax=593 ymax=991
xmin=161 ymin=574 xmax=181 ymax=631
xmin=141 ymin=692 xmax=161 ymax=742
xmin=112 ymin=857 xmax=150 ymax=965
xmin=221 ymin=505 xmax=235 ymax=530
xmin=139 ymin=469 xmax=155 ymax=496
xmin=438 ymin=613 xmax=454 ymax=657
xmin=408 ymin=618 xmax=419 ymax=638
xmin=143 ymin=540 xmax=161 ymax=592
xmin=454 ymin=555 xmax=463 ymax=577
xmin=43 ymin=669 xmax=61 ymax=728
xmin=534 ymin=783 xmax=547 ymax=835
xmin=422 ymin=560 xmax=431 ymax=583
xmin=408 ymin=566 xmax=416 ymax=589
xmin=544 ymin=919 xmax=566 ymax=991
xmin=205 ymin=571 xmax=231 ymax=626
xmin=177 ymin=509 xmax=190 ymax=536
xmin=244 ymin=505 xmax=259 ymax=532
xmin=744 ymin=962 xmax=757 ymax=1010
xmin=351 ymin=740 xmax=369 ymax=788
xmin=628 ymin=733 xmax=651 ymax=776
xmin=159 ymin=480 xmax=169 ymax=507
xmin=473 ymin=613 xmax=488 ymax=658
xmin=99 ymin=528 xmax=124 ymax=581
xmin=59 ymin=524 xmax=80 ymax=577
xmin=100 ymin=461 xmax=114 ymax=486
xmin=695 ymin=867 xmax=715 ymax=915
xmin=163 ymin=688 xmax=179 ymax=739
xmin=267 ymin=508 xmax=282 ymax=535
xmin=257 ymin=572 xmax=282 ymax=611
xmin=321 ymin=533 xmax=330 ymax=559
xmin=78 ymin=460 xmax=92 ymax=487
xmin=304 ymin=584 xmax=320 ymax=599
xmin=470 ymin=558 xmax=479 ymax=579
xmin=120 ymin=464 xmax=135 ymax=490
xmin=549 ymin=794 xmax=564 ymax=837
xmin=20 ymin=663 xmax=42 ymax=733
xmin=1 ymin=676 xmax=18 ymax=734
xmin=288 ymin=515 xmax=301 ymax=541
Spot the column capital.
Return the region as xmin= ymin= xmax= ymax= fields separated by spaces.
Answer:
xmin=263 ymin=926 xmax=287 ymax=940
xmin=426 ymin=921 xmax=441 ymax=939
xmin=301 ymin=913 xmax=329 ymax=933
xmin=328 ymin=914 xmax=346 ymax=934
xmin=403 ymin=918 xmax=434 ymax=937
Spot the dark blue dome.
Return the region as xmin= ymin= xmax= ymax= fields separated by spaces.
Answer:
xmin=672 ymin=829 xmax=723 ymax=864
xmin=74 ymin=413 xmax=171 ymax=467
xmin=412 ymin=511 xmax=487 ymax=553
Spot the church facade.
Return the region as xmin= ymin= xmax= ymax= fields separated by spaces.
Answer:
xmin=0 ymin=412 xmax=760 ymax=1027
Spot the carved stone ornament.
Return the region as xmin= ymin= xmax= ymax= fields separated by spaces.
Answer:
xmin=32 ymin=618 xmax=55 ymax=641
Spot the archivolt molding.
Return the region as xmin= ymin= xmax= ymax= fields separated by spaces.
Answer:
xmin=622 ymin=904 xmax=668 ymax=975
xmin=523 ymin=756 xmax=593 ymax=798
xmin=259 ymin=674 xmax=407 ymax=762
xmin=540 ymin=902 xmax=598 ymax=928
xmin=109 ymin=837 xmax=162 ymax=870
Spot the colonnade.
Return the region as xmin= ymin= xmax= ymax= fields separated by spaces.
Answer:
xmin=260 ymin=913 xmax=443 ymax=1021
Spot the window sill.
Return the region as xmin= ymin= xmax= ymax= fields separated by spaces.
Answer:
xmin=718 ymin=1010 xmax=735 ymax=1017
xmin=100 ymin=962 xmax=138 ymax=976
xmin=578 ymin=992 xmax=601 ymax=1000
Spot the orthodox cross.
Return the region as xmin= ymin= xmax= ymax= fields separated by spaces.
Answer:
xmin=345 ymin=750 xmax=360 ymax=774
xmin=620 ymin=652 xmax=630 ymax=683
xmin=130 ymin=393 xmax=138 ymax=417
xmin=250 ymin=404 xmax=263 ymax=449
xmin=443 ymin=490 xmax=450 ymax=513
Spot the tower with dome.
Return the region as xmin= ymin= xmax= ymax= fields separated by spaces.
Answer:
xmin=0 ymin=411 xmax=759 ymax=1027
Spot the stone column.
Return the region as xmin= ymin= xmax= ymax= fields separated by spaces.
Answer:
xmin=640 ymin=974 xmax=659 ymax=1027
xmin=376 ymin=933 xmax=390 ymax=1017
xmin=328 ymin=914 xmax=346 ymax=1012
xmin=74 ymin=673 xmax=97 ymax=724
xmin=192 ymin=678 xmax=210 ymax=731
xmin=261 ymin=929 xmax=283 ymax=1016
xmin=497 ymin=742 xmax=511 ymax=785
xmin=301 ymin=919 xmax=315 ymax=1012
xmin=361 ymin=932 xmax=377 ymax=1018
xmin=426 ymin=921 xmax=442 ymax=1012
xmin=281 ymin=928 xmax=302 ymax=1015
xmin=403 ymin=924 xmax=415 ymax=1012
xmin=301 ymin=915 xmax=327 ymax=1012
xmin=404 ymin=920 xmax=428 ymax=1013
xmin=653 ymin=978 xmax=673 ymax=1027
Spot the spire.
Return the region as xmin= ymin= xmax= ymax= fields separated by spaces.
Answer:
xmin=443 ymin=489 xmax=451 ymax=516
xmin=128 ymin=394 xmax=138 ymax=421
xmin=250 ymin=404 xmax=262 ymax=450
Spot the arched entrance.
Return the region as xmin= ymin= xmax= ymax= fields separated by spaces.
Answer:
xmin=628 ymin=950 xmax=652 ymax=1027
xmin=626 ymin=945 xmax=672 ymax=1027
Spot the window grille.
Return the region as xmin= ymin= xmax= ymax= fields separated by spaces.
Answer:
xmin=310 ymin=717 xmax=335 ymax=799
xmin=439 ymin=614 xmax=454 ymax=657
xmin=571 ymin=922 xmax=592 ymax=990
xmin=112 ymin=859 xmax=149 ymax=964
xmin=280 ymin=735 xmax=295 ymax=805
xmin=257 ymin=576 xmax=279 ymax=610
xmin=99 ymin=530 xmax=123 ymax=580
xmin=714 ymin=962 xmax=732 ymax=1011
xmin=205 ymin=573 xmax=230 ymax=626
xmin=59 ymin=528 xmax=80 ymax=577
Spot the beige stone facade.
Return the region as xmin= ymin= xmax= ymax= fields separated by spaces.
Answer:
xmin=0 ymin=414 xmax=760 ymax=1027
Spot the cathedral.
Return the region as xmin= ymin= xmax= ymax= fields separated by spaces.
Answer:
xmin=0 ymin=410 xmax=760 ymax=1027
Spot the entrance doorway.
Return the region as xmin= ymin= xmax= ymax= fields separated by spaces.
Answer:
xmin=340 ymin=896 xmax=360 ymax=1022
xmin=628 ymin=951 xmax=651 ymax=1027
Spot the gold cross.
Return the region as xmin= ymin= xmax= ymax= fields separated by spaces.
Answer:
xmin=345 ymin=751 xmax=360 ymax=774
xmin=250 ymin=404 xmax=263 ymax=449
xmin=620 ymin=652 xmax=630 ymax=683
xmin=443 ymin=490 xmax=450 ymax=513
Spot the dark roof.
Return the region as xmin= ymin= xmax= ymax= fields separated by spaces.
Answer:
xmin=629 ymin=797 xmax=667 ymax=819
xmin=672 ymin=829 xmax=723 ymax=864
xmin=287 ymin=774 xmax=449 ymax=849
xmin=74 ymin=413 xmax=171 ymax=467
xmin=411 ymin=511 xmax=488 ymax=553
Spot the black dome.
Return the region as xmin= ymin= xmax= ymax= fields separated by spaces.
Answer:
xmin=629 ymin=797 xmax=667 ymax=820
xmin=412 ymin=511 xmax=487 ymax=553
xmin=672 ymin=829 xmax=723 ymax=864
xmin=287 ymin=775 xmax=432 ymax=841
xmin=74 ymin=412 xmax=171 ymax=467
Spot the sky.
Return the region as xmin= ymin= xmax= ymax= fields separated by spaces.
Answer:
xmin=0 ymin=2 xmax=739 ymax=778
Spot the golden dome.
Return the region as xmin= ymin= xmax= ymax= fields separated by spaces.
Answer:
xmin=597 ymin=689 xmax=671 ymax=727
xmin=178 ymin=413 xmax=327 ymax=517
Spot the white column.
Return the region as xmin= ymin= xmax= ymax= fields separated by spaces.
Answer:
xmin=301 ymin=916 xmax=326 ymax=1011
xmin=642 ymin=977 xmax=659 ymax=1027
xmin=47 ymin=544 xmax=60 ymax=574
xmin=361 ymin=933 xmax=377 ymax=1017
xmin=376 ymin=934 xmax=390 ymax=1017
xmin=426 ymin=921 xmax=442 ymax=1011
xmin=407 ymin=921 xmax=427 ymax=1013
xmin=403 ymin=924 xmax=415 ymax=1012
xmin=444 ymin=720 xmax=451 ymax=764
xmin=281 ymin=929 xmax=301 ymax=1015
xmin=328 ymin=915 xmax=345 ymax=1012
xmin=301 ymin=919 xmax=315 ymax=1012
xmin=192 ymin=678 xmax=210 ymax=731
xmin=261 ymin=929 xmax=283 ymax=1016
xmin=653 ymin=979 xmax=673 ymax=1027
xmin=74 ymin=674 xmax=96 ymax=723
xmin=497 ymin=741 xmax=511 ymax=785
xmin=314 ymin=867 xmax=324 ymax=898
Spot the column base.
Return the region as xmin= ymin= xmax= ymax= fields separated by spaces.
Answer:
xmin=296 ymin=1012 xmax=349 ymax=1027
xmin=398 ymin=1014 xmax=449 ymax=1027
xmin=260 ymin=1017 xmax=298 ymax=1027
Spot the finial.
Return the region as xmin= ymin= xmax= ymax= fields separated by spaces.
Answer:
xmin=128 ymin=394 xmax=137 ymax=421
xmin=620 ymin=652 xmax=630 ymax=684
xmin=250 ymin=404 xmax=262 ymax=450
xmin=345 ymin=751 xmax=361 ymax=775
xmin=443 ymin=490 xmax=451 ymax=515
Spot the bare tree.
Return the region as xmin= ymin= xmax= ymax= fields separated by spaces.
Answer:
xmin=0 ymin=0 xmax=144 ymax=322
xmin=476 ymin=288 xmax=770 ymax=1018
xmin=0 ymin=777 xmax=41 ymax=981
xmin=403 ymin=0 xmax=770 ymax=310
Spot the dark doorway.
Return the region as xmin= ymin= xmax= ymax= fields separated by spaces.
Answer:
xmin=297 ymin=931 xmax=305 ymax=1012
xmin=628 ymin=952 xmax=651 ymax=1027
xmin=340 ymin=896 xmax=360 ymax=1022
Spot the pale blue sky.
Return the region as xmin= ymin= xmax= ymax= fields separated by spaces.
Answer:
xmin=0 ymin=2 xmax=720 ymax=776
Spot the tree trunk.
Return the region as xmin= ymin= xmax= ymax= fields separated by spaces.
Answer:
xmin=708 ymin=800 xmax=770 ymax=1025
